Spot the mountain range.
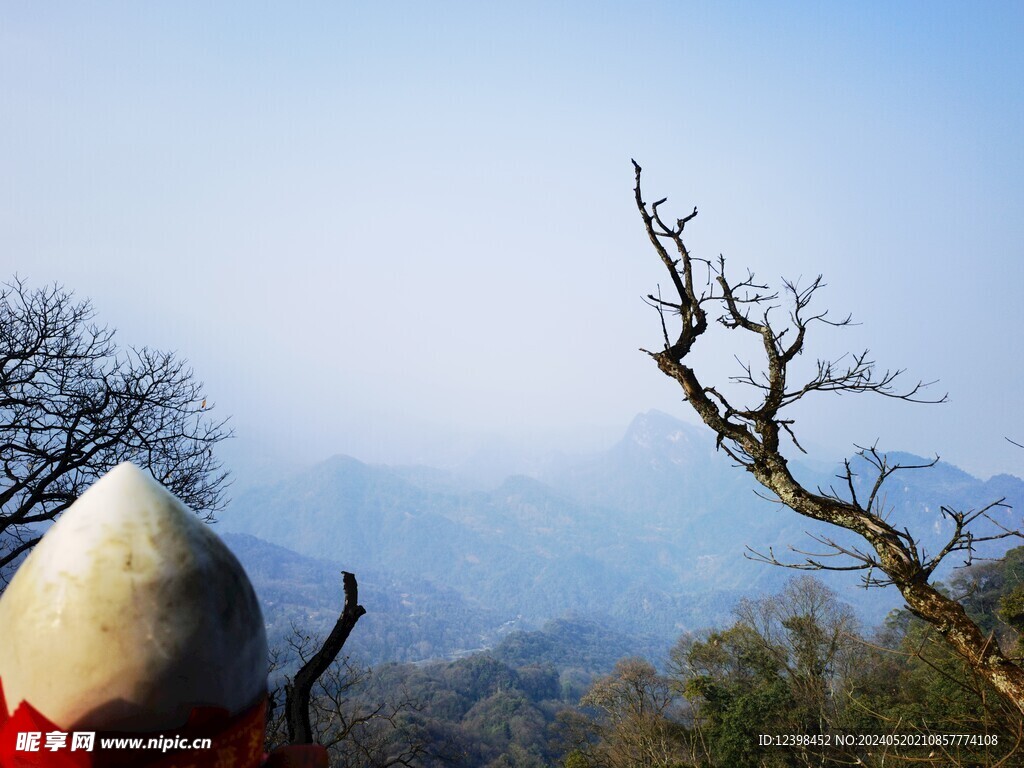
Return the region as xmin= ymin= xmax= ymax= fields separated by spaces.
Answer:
xmin=217 ymin=410 xmax=1024 ymax=664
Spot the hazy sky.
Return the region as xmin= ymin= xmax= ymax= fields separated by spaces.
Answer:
xmin=3 ymin=2 xmax=1023 ymax=478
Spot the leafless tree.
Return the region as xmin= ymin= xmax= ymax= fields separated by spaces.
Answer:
xmin=269 ymin=595 xmax=430 ymax=768
xmin=733 ymin=576 xmax=859 ymax=726
xmin=631 ymin=161 xmax=1024 ymax=712
xmin=574 ymin=658 xmax=689 ymax=768
xmin=312 ymin=661 xmax=429 ymax=768
xmin=0 ymin=278 xmax=230 ymax=580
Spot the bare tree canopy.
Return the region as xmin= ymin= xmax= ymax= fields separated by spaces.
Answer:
xmin=631 ymin=161 xmax=1024 ymax=712
xmin=0 ymin=278 xmax=231 ymax=579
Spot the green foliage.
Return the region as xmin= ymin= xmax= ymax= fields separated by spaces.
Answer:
xmin=666 ymin=578 xmax=859 ymax=766
xmin=326 ymin=652 xmax=567 ymax=767
xmin=999 ymin=586 xmax=1024 ymax=632
xmin=844 ymin=552 xmax=1024 ymax=765
xmin=278 ymin=550 xmax=1024 ymax=766
xmin=638 ymin=566 xmax=1024 ymax=766
xmin=954 ymin=545 xmax=1024 ymax=637
xmin=677 ymin=628 xmax=794 ymax=767
xmin=493 ymin=618 xmax=666 ymax=679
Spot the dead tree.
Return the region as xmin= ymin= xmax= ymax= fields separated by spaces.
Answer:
xmin=631 ymin=160 xmax=1024 ymax=712
xmin=285 ymin=571 xmax=367 ymax=745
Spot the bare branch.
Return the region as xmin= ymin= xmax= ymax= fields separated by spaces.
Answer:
xmin=921 ymin=500 xmax=1022 ymax=576
xmin=633 ymin=162 xmax=1024 ymax=713
xmin=0 ymin=279 xmax=232 ymax=582
xmin=286 ymin=572 xmax=367 ymax=745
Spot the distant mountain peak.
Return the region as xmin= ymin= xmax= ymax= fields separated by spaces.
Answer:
xmin=321 ymin=453 xmax=368 ymax=468
xmin=626 ymin=409 xmax=687 ymax=438
xmin=619 ymin=410 xmax=711 ymax=459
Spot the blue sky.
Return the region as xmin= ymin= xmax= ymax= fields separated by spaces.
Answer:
xmin=3 ymin=2 xmax=1023 ymax=478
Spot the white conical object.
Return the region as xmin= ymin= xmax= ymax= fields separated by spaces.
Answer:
xmin=0 ymin=463 xmax=267 ymax=732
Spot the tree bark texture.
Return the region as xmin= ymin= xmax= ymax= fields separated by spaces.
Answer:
xmin=285 ymin=571 xmax=367 ymax=744
xmin=633 ymin=160 xmax=1024 ymax=713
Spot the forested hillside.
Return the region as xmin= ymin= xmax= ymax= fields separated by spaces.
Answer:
xmin=222 ymin=412 xmax=1024 ymax=766
xmin=261 ymin=550 xmax=1024 ymax=767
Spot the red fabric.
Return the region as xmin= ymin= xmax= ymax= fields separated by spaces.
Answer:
xmin=0 ymin=679 xmax=285 ymax=768
xmin=261 ymin=746 xmax=328 ymax=768
xmin=0 ymin=682 xmax=89 ymax=768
